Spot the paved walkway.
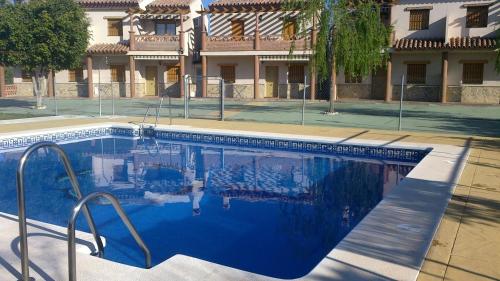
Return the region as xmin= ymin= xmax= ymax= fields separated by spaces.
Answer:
xmin=1 ymin=97 xmax=499 ymax=137
xmin=0 ymin=117 xmax=499 ymax=280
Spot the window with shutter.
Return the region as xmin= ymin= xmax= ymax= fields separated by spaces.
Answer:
xmin=409 ymin=10 xmax=430 ymax=30
xmin=466 ymin=6 xmax=488 ymax=28
xmin=108 ymin=19 xmax=123 ymax=36
xmin=407 ymin=64 xmax=426 ymax=84
xmin=68 ymin=68 xmax=83 ymax=82
xmin=166 ymin=65 xmax=180 ymax=83
xmin=462 ymin=63 xmax=483 ymax=84
xmin=231 ymin=20 xmax=245 ymax=38
xmin=21 ymin=71 xmax=31 ymax=82
xmin=110 ymin=65 xmax=125 ymax=82
xmin=155 ymin=20 xmax=177 ymax=35
xmin=220 ymin=65 xmax=235 ymax=83
xmin=345 ymin=72 xmax=362 ymax=83
xmin=282 ymin=19 xmax=297 ymax=40
xmin=288 ymin=65 xmax=304 ymax=83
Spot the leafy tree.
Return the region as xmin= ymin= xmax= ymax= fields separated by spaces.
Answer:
xmin=286 ymin=0 xmax=391 ymax=113
xmin=0 ymin=0 xmax=89 ymax=108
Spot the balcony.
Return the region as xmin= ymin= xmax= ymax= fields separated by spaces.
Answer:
xmin=260 ymin=35 xmax=312 ymax=51
xmin=132 ymin=35 xmax=180 ymax=51
xmin=204 ymin=34 xmax=312 ymax=52
xmin=205 ymin=35 xmax=255 ymax=51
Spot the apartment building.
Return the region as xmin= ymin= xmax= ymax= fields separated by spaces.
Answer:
xmin=199 ymin=0 xmax=317 ymax=99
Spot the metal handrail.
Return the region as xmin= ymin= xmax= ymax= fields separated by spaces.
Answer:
xmin=140 ymin=106 xmax=152 ymax=137
xmin=68 ymin=192 xmax=152 ymax=281
xmin=16 ymin=141 xmax=105 ymax=281
xmin=154 ymin=97 xmax=164 ymax=127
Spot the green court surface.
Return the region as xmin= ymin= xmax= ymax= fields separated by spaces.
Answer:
xmin=0 ymin=97 xmax=499 ymax=137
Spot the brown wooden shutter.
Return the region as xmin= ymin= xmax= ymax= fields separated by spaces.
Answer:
xmin=288 ymin=65 xmax=305 ymax=83
xmin=220 ymin=65 xmax=235 ymax=83
xmin=231 ymin=20 xmax=245 ymax=38
xmin=108 ymin=19 xmax=123 ymax=36
xmin=68 ymin=68 xmax=83 ymax=82
xmin=407 ymin=64 xmax=426 ymax=84
xmin=466 ymin=6 xmax=488 ymax=28
xmin=409 ymin=10 xmax=429 ymax=30
xmin=166 ymin=65 xmax=180 ymax=83
xmin=110 ymin=65 xmax=125 ymax=82
xmin=462 ymin=63 xmax=484 ymax=84
xmin=282 ymin=19 xmax=297 ymax=40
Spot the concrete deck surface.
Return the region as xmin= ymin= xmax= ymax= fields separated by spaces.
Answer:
xmin=0 ymin=116 xmax=498 ymax=281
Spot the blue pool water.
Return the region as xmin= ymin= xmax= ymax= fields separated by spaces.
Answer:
xmin=0 ymin=137 xmax=416 ymax=279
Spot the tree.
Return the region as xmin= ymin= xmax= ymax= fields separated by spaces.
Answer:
xmin=0 ymin=0 xmax=89 ymax=108
xmin=286 ymin=0 xmax=391 ymax=113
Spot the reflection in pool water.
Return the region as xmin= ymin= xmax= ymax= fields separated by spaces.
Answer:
xmin=0 ymin=137 xmax=415 ymax=279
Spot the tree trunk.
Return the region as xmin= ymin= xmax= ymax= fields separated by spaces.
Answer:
xmin=32 ymin=71 xmax=46 ymax=109
xmin=327 ymin=56 xmax=337 ymax=114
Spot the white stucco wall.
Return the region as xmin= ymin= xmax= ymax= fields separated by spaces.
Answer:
xmin=391 ymin=52 xmax=443 ymax=86
xmin=392 ymin=0 xmax=499 ymax=40
xmin=86 ymin=9 xmax=130 ymax=45
xmin=448 ymin=51 xmax=500 ymax=86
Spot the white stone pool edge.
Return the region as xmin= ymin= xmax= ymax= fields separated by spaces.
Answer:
xmin=0 ymin=122 xmax=469 ymax=281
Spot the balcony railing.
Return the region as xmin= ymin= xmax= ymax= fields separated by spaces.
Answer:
xmin=133 ymin=35 xmax=180 ymax=51
xmin=204 ymin=34 xmax=312 ymax=52
xmin=205 ymin=35 xmax=255 ymax=51
xmin=260 ymin=34 xmax=312 ymax=51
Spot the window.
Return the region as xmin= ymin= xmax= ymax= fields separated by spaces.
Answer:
xmin=466 ymin=6 xmax=488 ymax=28
xmin=107 ymin=19 xmax=123 ymax=36
xmin=21 ymin=71 xmax=31 ymax=82
xmin=288 ymin=65 xmax=304 ymax=83
xmin=220 ymin=65 xmax=235 ymax=83
xmin=345 ymin=72 xmax=362 ymax=83
xmin=462 ymin=63 xmax=483 ymax=84
xmin=407 ymin=64 xmax=426 ymax=84
xmin=231 ymin=20 xmax=244 ymax=37
xmin=166 ymin=65 xmax=180 ymax=83
xmin=68 ymin=68 xmax=83 ymax=82
xmin=409 ymin=10 xmax=429 ymax=30
xmin=155 ymin=20 xmax=176 ymax=35
xmin=282 ymin=19 xmax=297 ymax=40
xmin=110 ymin=65 xmax=125 ymax=82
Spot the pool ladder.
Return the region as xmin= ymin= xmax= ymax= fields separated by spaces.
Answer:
xmin=16 ymin=141 xmax=151 ymax=281
xmin=140 ymin=96 xmax=170 ymax=137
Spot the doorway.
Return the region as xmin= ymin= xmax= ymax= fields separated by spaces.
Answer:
xmin=145 ymin=66 xmax=158 ymax=96
xmin=265 ymin=66 xmax=279 ymax=98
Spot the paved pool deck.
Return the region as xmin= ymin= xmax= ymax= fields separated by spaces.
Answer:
xmin=0 ymin=116 xmax=498 ymax=281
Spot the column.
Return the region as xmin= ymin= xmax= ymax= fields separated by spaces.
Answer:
xmin=254 ymin=56 xmax=260 ymax=99
xmin=385 ymin=54 xmax=392 ymax=102
xmin=47 ymin=69 xmax=54 ymax=97
xmin=254 ymin=12 xmax=260 ymax=50
xmin=129 ymin=56 xmax=136 ymax=98
xmin=86 ymin=55 xmax=94 ymax=98
xmin=310 ymin=16 xmax=317 ymax=100
xmin=179 ymin=14 xmax=185 ymax=97
xmin=129 ymin=12 xmax=136 ymax=51
xmin=441 ymin=52 xmax=448 ymax=103
xmin=0 ymin=65 xmax=5 ymax=97
xmin=201 ymin=11 xmax=207 ymax=98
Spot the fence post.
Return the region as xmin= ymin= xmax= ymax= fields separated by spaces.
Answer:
xmin=220 ymin=78 xmax=225 ymax=121
xmin=184 ymin=75 xmax=189 ymax=119
xmin=98 ymin=68 xmax=102 ymax=117
xmin=398 ymin=75 xmax=404 ymax=131
xmin=53 ymin=75 xmax=58 ymax=116
xmin=302 ymin=75 xmax=307 ymax=126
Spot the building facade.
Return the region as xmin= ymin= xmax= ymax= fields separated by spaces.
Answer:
xmin=0 ymin=0 xmax=498 ymax=103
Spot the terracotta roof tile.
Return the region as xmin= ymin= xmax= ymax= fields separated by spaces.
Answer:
xmin=393 ymin=37 xmax=497 ymax=50
xmin=209 ymin=0 xmax=285 ymax=8
xmin=76 ymin=0 xmax=139 ymax=8
xmin=87 ymin=42 xmax=129 ymax=55
xmin=146 ymin=0 xmax=191 ymax=9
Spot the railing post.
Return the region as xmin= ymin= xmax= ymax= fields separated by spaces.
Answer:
xmin=398 ymin=75 xmax=404 ymax=131
xmin=220 ymin=78 xmax=225 ymax=121
xmin=184 ymin=75 xmax=189 ymax=119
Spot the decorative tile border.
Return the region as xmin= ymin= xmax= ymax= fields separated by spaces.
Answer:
xmin=0 ymin=125 xmax=429 ymax=162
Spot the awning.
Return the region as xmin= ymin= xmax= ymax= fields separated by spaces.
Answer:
xmin=259 ymin=55 xmax=310 ymax=62
xmin=133 ymin=55 xmax=179 ymax=60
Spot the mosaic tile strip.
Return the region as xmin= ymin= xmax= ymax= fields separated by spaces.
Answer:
xmin=153 ymin=130 xmax=430 ymax=162
xmin=0 ymin=126 xmax=429 ymax=162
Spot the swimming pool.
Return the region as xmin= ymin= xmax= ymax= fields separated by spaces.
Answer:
xmin=0 ymin=124 xmax=456 ymax=280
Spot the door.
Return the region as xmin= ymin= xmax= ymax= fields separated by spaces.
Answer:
xmin=145 ymin=66 xmax=157 ymax=96
xmin=282 ymin=19 xmax=297 ymax=40
xmin=265 ymin=66 xmax=279 ymax=98
xmin=231 ymin=20 xmax=244 ymax=38
xmin=371 ymin=67 xmax=387 ymax=100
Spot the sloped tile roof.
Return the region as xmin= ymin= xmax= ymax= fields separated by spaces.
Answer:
xmin=76 ymin=0 xmax=139 ymax=8
xmin=146 ymin=0 xmax=191 ymax=9
xmin=393 ymin=37 xmax=497 ymax=50
xmin=87 ymin=42 xmax=129 ymax=55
